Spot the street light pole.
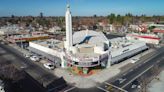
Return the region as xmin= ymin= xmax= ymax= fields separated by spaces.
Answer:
xmin=20 ymin=35 xmax=23 ymax=50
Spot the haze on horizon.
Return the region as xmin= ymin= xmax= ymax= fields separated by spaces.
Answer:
xmin=0 ymin=0 xmax=164 ymax=17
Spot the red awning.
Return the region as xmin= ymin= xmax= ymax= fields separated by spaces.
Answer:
xmin=153 ymin=30 xmax=164 ymax=33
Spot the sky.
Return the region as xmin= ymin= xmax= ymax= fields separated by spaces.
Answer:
xmin=0 ymin=0 xmax=164 ymax=17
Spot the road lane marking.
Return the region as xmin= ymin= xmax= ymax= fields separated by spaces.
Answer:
xmin=141 ymin=50 xmax=161 ymax=65
xmin=64 ymin=86 xmax=76 ymax=92
xmin=157 ymin=60 xmax=160 ymax=63
xmin=121 ymin=65 xmax=154 ymax=88
xmin=104 ymin=82 xmax=128 ymax=92
xmin=138 ymin=64 xmax=142 ymax=66
xmin=97 ymin=86 xmax=109 ymax=92
xmin=123 ymin=73 xmax=127 ymax=76
xmin=130 ymin=69 xmax=133 ymax=72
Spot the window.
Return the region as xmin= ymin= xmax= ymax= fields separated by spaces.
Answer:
xmin=74 ymin=61 xmax=79 ymax=65
xmin=91 ymin=62 xmax=98 ymax=65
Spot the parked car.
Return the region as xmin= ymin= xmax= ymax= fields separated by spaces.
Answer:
xmin=131 ymin=80 xmax=140 ymax=89
xmin=0 ymin=41 xmax=4 ymax=44
xmin=43 ymin=63 xmax=55 ymax=70
xmin=131 ymin=84 xmax=137 ymax=88
xmin=0 ymin=80 xmax=5 ymax=92
xmin=131 ymin=58 xmax=139 ymax=63
xmin=0 ymin=41 xmax=7 ymax=45
xmin=24 ymin=54 xmax=31 ymax=58
xmin=30 ymin=56 xmax=40 ymax=62
xmin=118 ymin=78 xmax=126 ymax=84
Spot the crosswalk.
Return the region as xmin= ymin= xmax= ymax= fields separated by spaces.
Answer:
xmin=97 ymin=82 xmax=128 ymax=92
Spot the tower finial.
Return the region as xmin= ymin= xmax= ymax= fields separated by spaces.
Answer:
xmin=67 ymin=4 xmax=70 ymax=9
xmin=65 ymin=0 xmax=73 ymax=51
xmin=67 ymin=0 xmax=70 ymax=8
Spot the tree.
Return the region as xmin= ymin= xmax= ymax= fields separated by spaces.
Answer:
xmin=124 ymin=13 xmax=133 ymax=25
xmin=93 ymin=14 xmax=97 ymax=18
xmin=139 ymin=76 xmax=148 ymax=92
xmin=40 ymin=12 xmax=43 ymax=18
xmin=116 ymin=14 xmax=124 ymax=25
xmin=11 ymin=15 xmax=15 ymax=18
xmin=148 ymin=26 xmax=156 ymax=32
xmin=140 ymin=14 xmax=146 ymax=22
xmin=108 ymin=13 xmax=116 ymax=24
xmin=125 ymin=13 xmax=133 ymax=17
xmin=0 ymin=64 xmax=25 ymax=82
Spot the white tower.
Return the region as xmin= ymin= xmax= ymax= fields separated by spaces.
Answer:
xmin=65 ymin=4 xmax=73 ymax=51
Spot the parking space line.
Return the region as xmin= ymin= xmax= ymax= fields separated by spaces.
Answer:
xmin=64 ymin=86 xmax=76 ymax=92
xmin=97 ymin=86 xmax=109 ymax=92
xmin=130 ymin=69 xmax=133 ymax=72
xmin=157 ymin=60 xmax=160 ymax=63
xmin=104 ymin=82 xmax=128 ymax=92
xmin=123 ymin=73 xmax=127 ymax=76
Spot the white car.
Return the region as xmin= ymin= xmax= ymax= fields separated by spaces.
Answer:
xmin=0 ymin=42 xmax=4 ymax=44
xmin=131 ymin=84 xmax=137 ymax=88
xmin=30 ymin=56 xmax=40 ymax=62
xmin=131 ymin=58 xmax=139 ymax=63
xmin=43 ymin=63 xmax=55 ymax=70
xmin=24 ymin=54 xmax=31 ymax=58
xmin=118 ymin=78 xmax=126 ymax=84
xmin=0 ymin=86 xmax=5 ymax=92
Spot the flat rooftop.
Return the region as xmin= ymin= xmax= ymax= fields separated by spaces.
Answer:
xmin=31 ymin=39 xmax=64 ymax=51
xmin=110 ymin=37 xmax=141 ymax=51
xmin=9 ymin=32 xmax=49 ymax=39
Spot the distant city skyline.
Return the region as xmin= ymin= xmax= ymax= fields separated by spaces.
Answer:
xmin=0 ymin=0 xmax=164 ymax=17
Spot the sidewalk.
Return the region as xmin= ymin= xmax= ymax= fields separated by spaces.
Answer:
xmin=148 ymin=70 xmax=164 ymax=92
xmin=8 ymin=43 xmax=30 ymax=55
xmin=53 ymin=49 xmax=155 ymax=88
xmin=54 ymin=64 xmax=120 ymax=88
xmin=54 ymin=68 xmax=98 ymax=88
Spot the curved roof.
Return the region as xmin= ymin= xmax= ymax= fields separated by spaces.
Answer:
xmin=73 ymin=30 xmax=108 ymax=46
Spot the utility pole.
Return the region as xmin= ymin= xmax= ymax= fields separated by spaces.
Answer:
xmin=20 ymin=35 xmax=23 ymax=51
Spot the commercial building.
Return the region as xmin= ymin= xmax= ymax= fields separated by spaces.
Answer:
xmin=28 ymin=4 xmax=148 ymax=75
xmin=29 ymin=36 xmax=148 ymax=74
xmin=7 ymin=32 xmax=50 ymax=43
xmin=110 ymin=37 xmax=148 ymax=64
xmin=126 ymin=33 xmax=161 ymax=44
xmin=0 ymin=25 xmax=20 ymax=35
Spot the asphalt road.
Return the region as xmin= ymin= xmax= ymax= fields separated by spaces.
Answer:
xmin=64 ymin=86 xmax=106 ymax=92
xmin=100 ymin=47 xmax=164 ymax=92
